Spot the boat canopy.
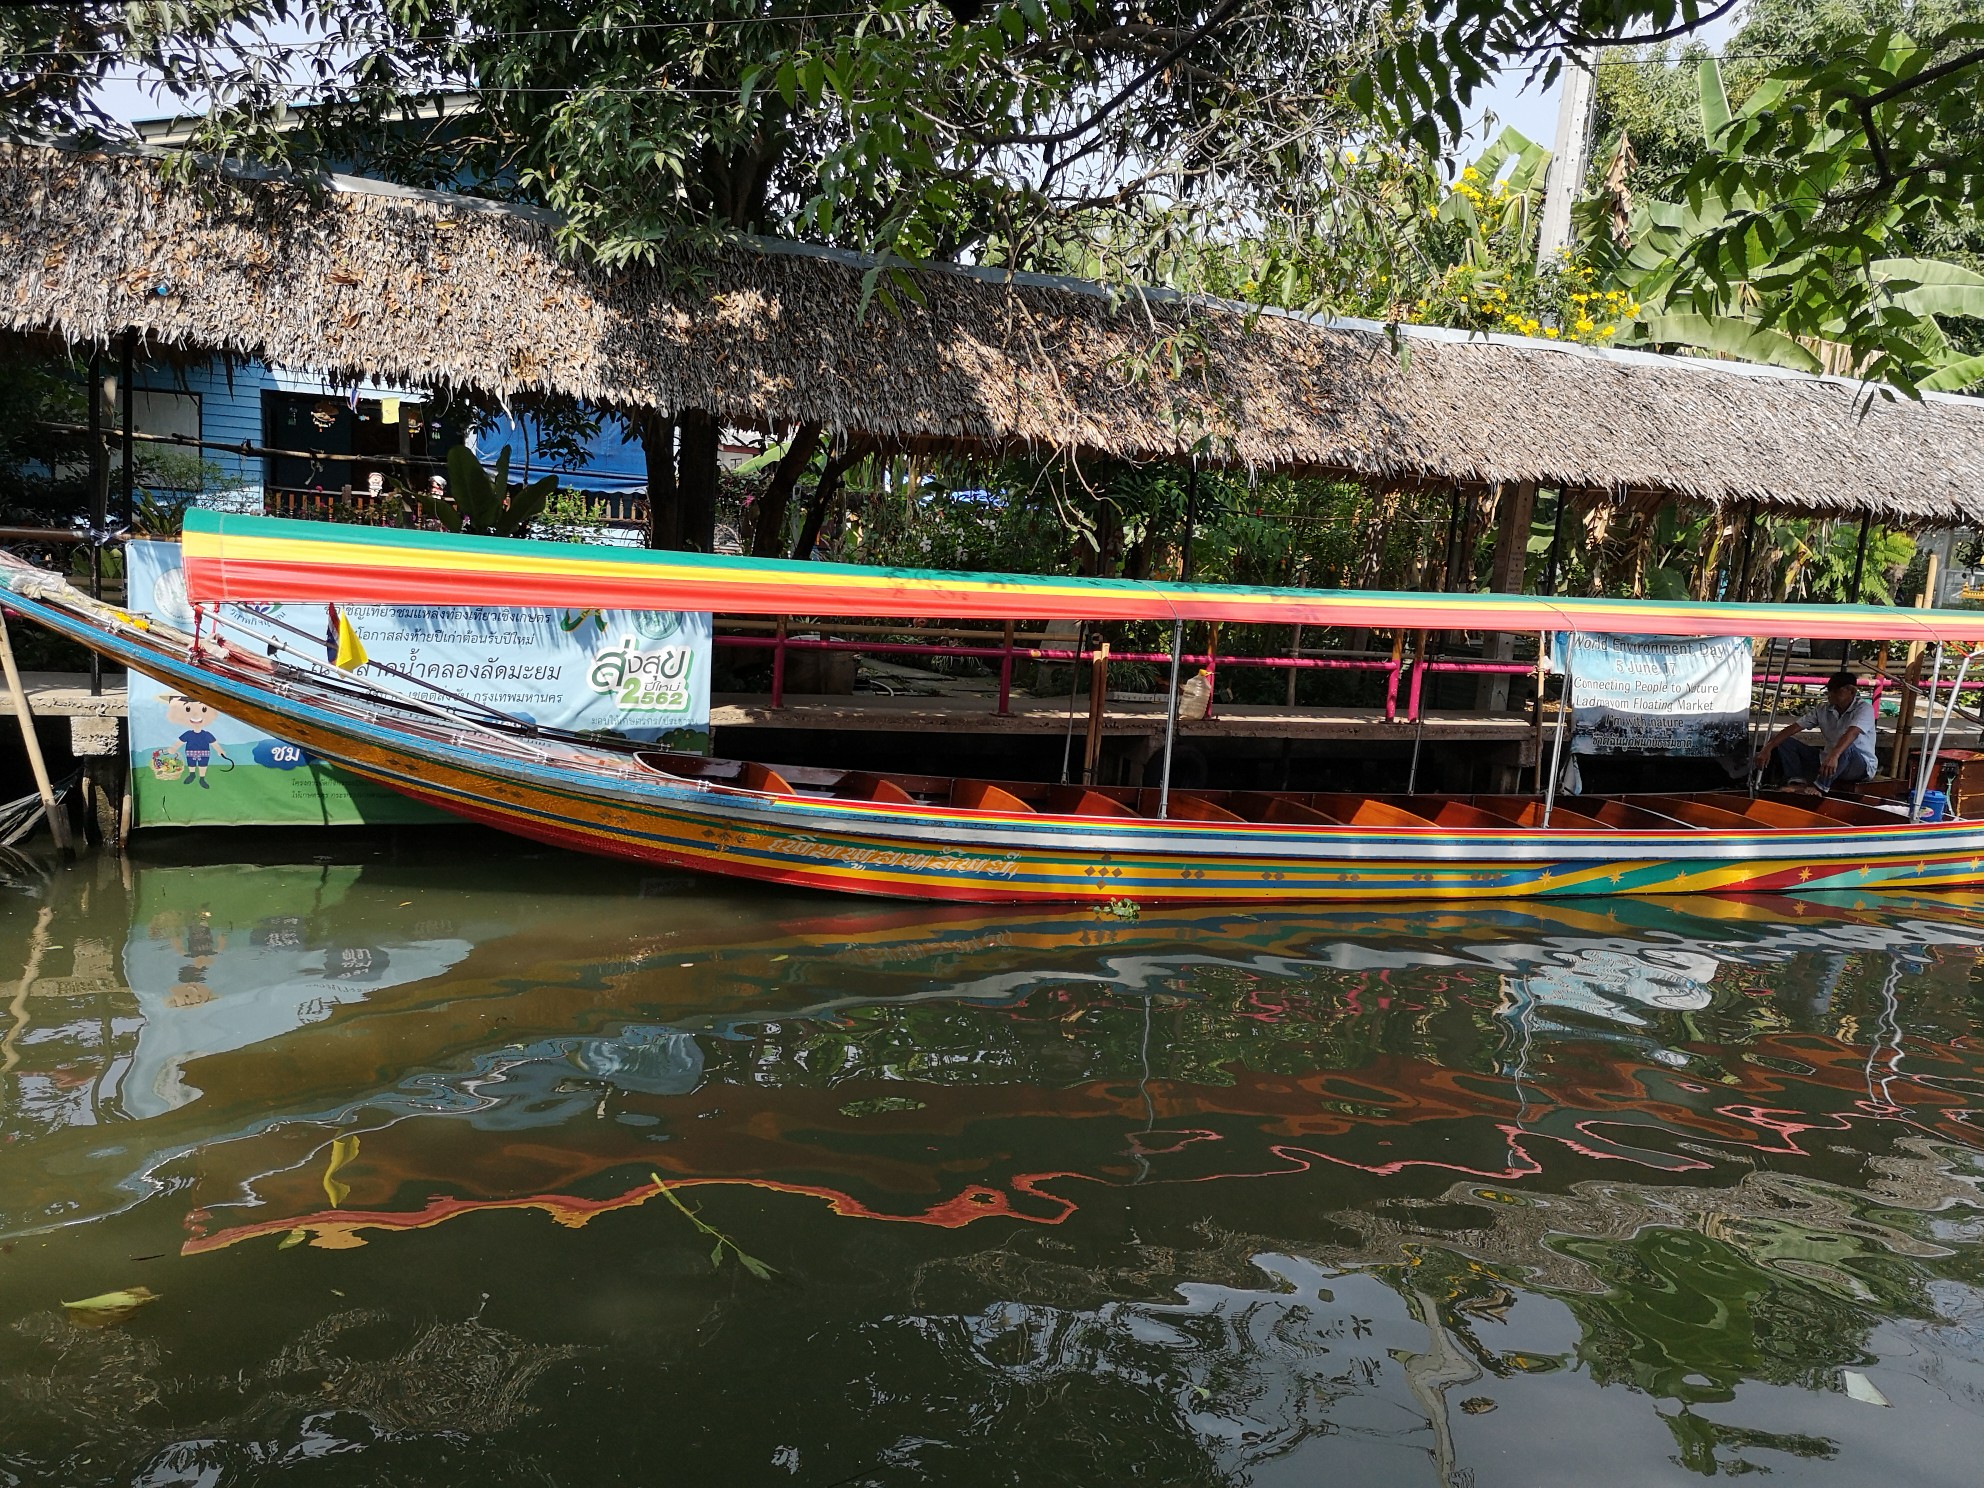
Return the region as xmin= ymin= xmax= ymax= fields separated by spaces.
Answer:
xmin=181 ymin=510 xmax=1984 ymax=642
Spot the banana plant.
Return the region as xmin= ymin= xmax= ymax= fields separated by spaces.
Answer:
xmin=421 ymin=445 xmax=557 ymax=538
xmin=1582 ymin=54 xmax=1984 ymax=390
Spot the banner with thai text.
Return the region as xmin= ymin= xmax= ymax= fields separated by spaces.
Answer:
xmin=127 ymin=540 xmax=710 ymax=827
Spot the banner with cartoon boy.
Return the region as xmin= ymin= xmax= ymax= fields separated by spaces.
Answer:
xmin=126 ymin=540 xmax=711 ymax=827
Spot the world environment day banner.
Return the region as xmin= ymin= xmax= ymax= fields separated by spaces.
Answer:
xmin=126 ymin=540 xmax=711 ymax=828
xmin=1548 ymin=631 xmax=1753 ymax=757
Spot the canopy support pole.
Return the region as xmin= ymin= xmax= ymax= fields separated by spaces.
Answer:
xmin=1156 ymin=468 xmax=1200 ymax=819
xmin=1912 ymin=643 xmax=1948 ymax=816
xmin=0 ymin=609 xmax=72 ymax=854
xmin=1542 ymin=641 xmax=1572 ymax=827
xmin=1158 ymin=622 xmax=1184 ymax=817
xmin=1406 ymin=629 xmax=1429 ymax=793
xmin=1529 ymin=632 xmax=1547 ymax=792
xmin=1751 ymin=638 xmax=1795 ymax=793
xmin=1921 ymin=646 xmax=1975 ymax=813
xmin=1059 ymin=622 xmax=1085 ymax=785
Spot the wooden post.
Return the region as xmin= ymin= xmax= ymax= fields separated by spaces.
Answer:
xmin=0 ymin=610 xmax=73 ymax=853
xmin=1082 ymin=642 xmax=1110 ymax=785
xmin=1478 ymin=481 xmax=1537 ymax=712
xmin=86 ymin=349 xmax=106 ymax=696
xmin=1541 ymin=489 xmax=1567 ymax=596
xmin=119 ymin=329 xmax=136 ymax=530
xmin=997 ymin=620 xmax=1015 ymax=716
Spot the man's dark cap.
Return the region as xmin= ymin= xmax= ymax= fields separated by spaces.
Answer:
xmin=1827 ymin=670 xmax=1859 ymax=690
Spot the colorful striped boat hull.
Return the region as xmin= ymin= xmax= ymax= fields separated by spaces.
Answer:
xmin=9 ymin=584 xmax=1984 ymax=905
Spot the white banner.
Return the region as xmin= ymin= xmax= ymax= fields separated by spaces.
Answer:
xmin=1552 ymin=632 xmax=1753 ymax=757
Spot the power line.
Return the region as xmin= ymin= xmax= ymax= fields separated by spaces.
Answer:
xmin=1 ymin=9 xmax=908 ymax=65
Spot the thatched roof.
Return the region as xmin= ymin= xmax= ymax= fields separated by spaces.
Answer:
xmin=3 ymin=139 xmax=1982 ymax=523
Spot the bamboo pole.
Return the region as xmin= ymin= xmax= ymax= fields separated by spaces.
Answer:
xmin=0 ymin=610 xmax=72 ymax=853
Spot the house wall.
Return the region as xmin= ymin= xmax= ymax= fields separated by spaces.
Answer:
xmin=137 ymin=357 xmax=651 ymax=516
xmin=131 ymin=358 xmax=443 ymax=511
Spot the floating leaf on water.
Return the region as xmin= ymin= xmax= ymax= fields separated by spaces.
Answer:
xmin=278 ymin=1229 xmax=308 ymax=1250
xmin=770 ymin=954 xmax=789 ymax=962
xmin=1842 ymin=1370 xmax=1891 ymax=1406
xmin=837 ymin=1096 xmax=927 ymax=1118
xmin=62 ymin=1286 xmax=159 ymax=1327
xmin=652 ymin=1173 xmax=778 ymax=1281
xmin=1460 ymin=1396 xmax=1497 ymax=1414
xmin=322 ymin=1135 xmax=361 ymax=1207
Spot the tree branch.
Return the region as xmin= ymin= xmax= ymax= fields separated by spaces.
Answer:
xmin=969 ymin=0 xmax=1246 ymax=150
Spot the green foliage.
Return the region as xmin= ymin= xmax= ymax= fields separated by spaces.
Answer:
xmin=421 ymin=445 xmax=557 ymax=537
xmin=1580 ymin=46 xmax=1984 ymax=387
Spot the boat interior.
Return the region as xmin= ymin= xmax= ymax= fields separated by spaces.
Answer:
xmin=634 ymin=752 xmax=1914 ymax=831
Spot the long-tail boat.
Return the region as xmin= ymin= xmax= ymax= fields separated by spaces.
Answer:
xmin=5 ymin=508 xmax=1984 ymax=904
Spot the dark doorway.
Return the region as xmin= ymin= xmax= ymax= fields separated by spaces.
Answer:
xmin=262 ymin=392 xmax=451 ymax=515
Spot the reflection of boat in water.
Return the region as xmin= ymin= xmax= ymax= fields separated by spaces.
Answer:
xmin=14 ymin=513 xmax=1984 ymax=901
xmin=8 ymin=876 xmax=1974 ymax=1255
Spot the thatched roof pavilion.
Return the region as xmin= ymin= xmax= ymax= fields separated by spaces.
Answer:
xmin=3 ymin=139 xmax=1982 ymax=525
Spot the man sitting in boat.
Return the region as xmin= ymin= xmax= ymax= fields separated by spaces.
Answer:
xmin=1756 ymin=671 xmax=1878 ymax=792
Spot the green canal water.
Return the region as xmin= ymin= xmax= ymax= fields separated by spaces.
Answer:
xmin=2 ymin=832 xmax=1983 ymax=1485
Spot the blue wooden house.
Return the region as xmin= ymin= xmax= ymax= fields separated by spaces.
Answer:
xmin=125 ymin=356 xmax=652 ymax=535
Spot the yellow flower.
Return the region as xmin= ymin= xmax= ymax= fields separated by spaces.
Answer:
xmin=1461 ymin=166 xmax=1480 ymax=180
xmin=1544 ymin=326 xmax=1560 ymax=338
xmin=1599 ymin=326 xmax=1616 ymax=337
xmin=1575 ymin=317 xmax=1595 ymax=333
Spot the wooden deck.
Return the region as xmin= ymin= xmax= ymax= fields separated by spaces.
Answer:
xmin=0 ymin=671 xmax=128 ymax=717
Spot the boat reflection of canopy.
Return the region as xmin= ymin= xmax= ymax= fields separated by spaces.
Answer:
xmin=8 ymin=509 xmax=1984 ymax=904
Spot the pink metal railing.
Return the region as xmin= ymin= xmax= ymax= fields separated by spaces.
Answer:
xmin=717 ymin=624 xmax=1934 ymax=724
xmin=716 ymin=626 xmax=1532 ymax=721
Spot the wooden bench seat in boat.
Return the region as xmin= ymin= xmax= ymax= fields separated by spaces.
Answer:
xmin=737 ymin=761 xmax=796 ymax=795
xmin=1305 ymin=793 xmax=1438 ymax=828
xmin=1162 ymin=793 xmax=1246 ymax=822
xmin=1684 ymin=793 xmax=1833 ymax=829
xmin=1418 ymin=799 xmax=1518 ymax=829
xmin=1470 ymin=795 xmax=1611 ymax=831
xmin=950 ymin=779 xmax=1035 ymax=813
xmin=834 ymin=772 xmax=916 ymax=804
xmin=1753 ymin=791 xmax=1903 ymax=826
xmin=1617 ymin=795 xmax=1758 ymax=831
xmin=1227 ymin=792 xmax=1338 ymax=825
xmin=1582 ymin=798 xmax=1696 ymax=830
xmin=1044 ymin=786 xmax=1140 ymax=817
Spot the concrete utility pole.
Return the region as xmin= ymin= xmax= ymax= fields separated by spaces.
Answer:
xmin=1535 ymin=52 xmax=1598 ymax=270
